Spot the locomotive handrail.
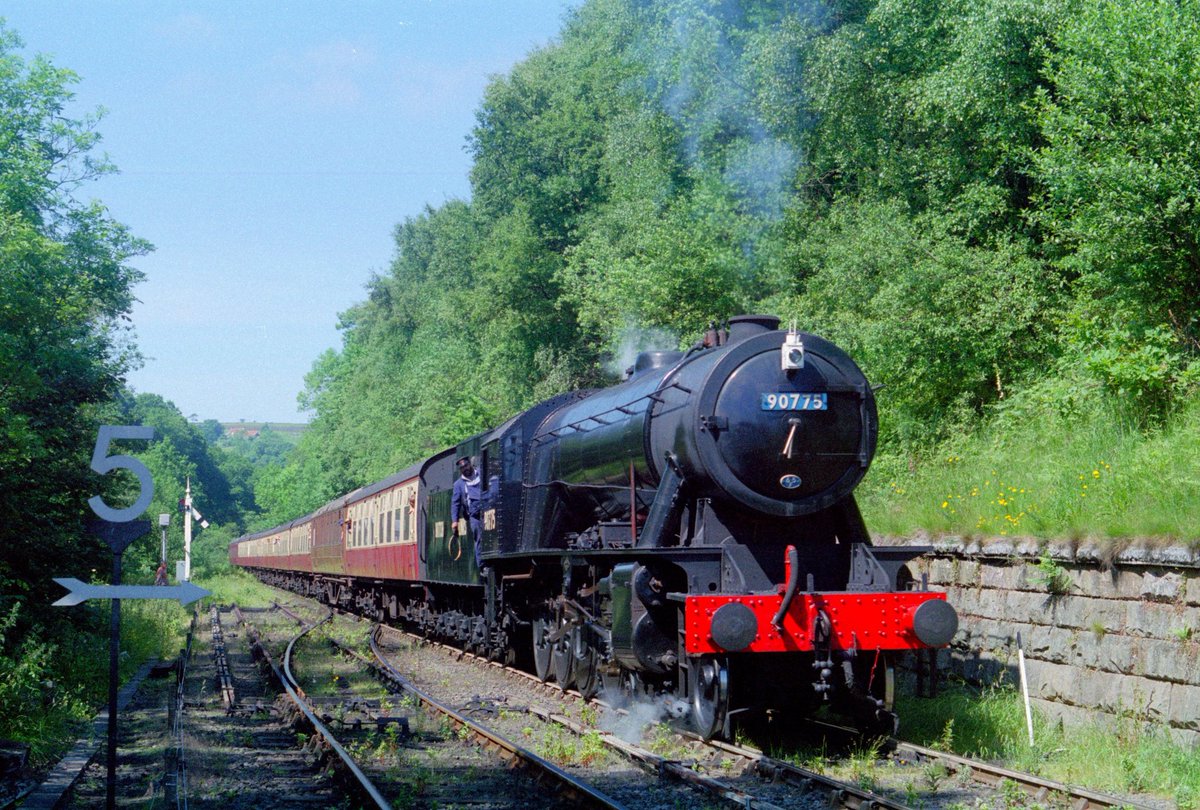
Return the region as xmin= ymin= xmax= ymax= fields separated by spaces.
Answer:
xmin=520 ymin=479 xmax=655 ymax=492
xmin=529 ymin=381 xmax=693 ymax=446
xmin=772 ymin=546 xmax=801 ymax=631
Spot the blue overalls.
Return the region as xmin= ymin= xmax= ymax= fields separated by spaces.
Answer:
xmin=451 ymin=472 xmax=483 ymax=570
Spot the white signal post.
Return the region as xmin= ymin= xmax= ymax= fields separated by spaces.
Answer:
xmin=182 ymin=477 xmax=210 ymax=582
xmin=183 ymin=478 xmax=192 ymax=581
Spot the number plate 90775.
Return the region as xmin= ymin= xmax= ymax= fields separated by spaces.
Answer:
xmin=761 ymin=392 xmax=827 ymax=411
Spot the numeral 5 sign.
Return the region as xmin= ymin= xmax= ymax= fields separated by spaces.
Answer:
xmin=88 ymin=425 xmax=155 ymax=523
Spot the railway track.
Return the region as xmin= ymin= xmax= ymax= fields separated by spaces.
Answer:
xmin=248 ymin=602 xmax=639 ymax=808
xmin=796 ymin=718 xmax=1163 ymax=810
xmin=233 ymin=604 xmax=392 ymax=809
xmin=366 ymin=616 xmax=1163 ymax=810
xmin=53 ymin=605 xmax=343 ymax=808
xmin=192 ymin=590 xmax=1166 ymax=810
xmin=362 ymin=622 xmax=906 ymax=810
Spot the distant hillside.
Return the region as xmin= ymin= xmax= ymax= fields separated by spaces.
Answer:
xmin=221 ymin=421 xmax=308 ymax=439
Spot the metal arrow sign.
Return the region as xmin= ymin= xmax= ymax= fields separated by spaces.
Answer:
xmin=52 ymin=578 xmax=210 ymax=607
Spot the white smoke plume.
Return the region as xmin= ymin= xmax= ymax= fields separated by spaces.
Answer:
xmin=607 ymin=321 xmax=680 ymax=378
xmin=636 ymin=1 xmax=812 ymax=224
xmin=599 ymin=691 xmax=672 ymax=745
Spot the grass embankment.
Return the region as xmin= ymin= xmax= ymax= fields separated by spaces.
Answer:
xmin=895 ymin=684 xmax=1200 ymax=807
xmin=197 ymin=569 xmax=286 ymax=607
xmin=0 ymin=569 xmax=278 ymax=768
xmin=860 ymin=397 xmax=1200 ymax=544
xmin=856 ymin=395 xmax=1198 ymax=806
xmin=0 ymin=599 xmax=189 ymax=766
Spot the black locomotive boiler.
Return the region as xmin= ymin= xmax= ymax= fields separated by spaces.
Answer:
xmin=233 ymin=314 xmax=957 ymax=738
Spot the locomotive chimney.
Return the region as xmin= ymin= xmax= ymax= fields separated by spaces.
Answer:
xmin=727 ymin=314 xmax=781 ymax=343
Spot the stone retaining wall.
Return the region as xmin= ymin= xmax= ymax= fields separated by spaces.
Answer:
xmin=895 ymin=537 xmax=1200 ymax=748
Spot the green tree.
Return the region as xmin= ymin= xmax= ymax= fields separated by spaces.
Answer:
xmin=0 ymin=24 xmax=149 ymax=604
xmin=123 ymin=393 xmax=252 ymax=526
xmin=198 ymin=418 xmax=224 ymax=444
xmin=1033 ymin=0 xmax=1200 ymax=366
xmin=774 ymin=200 xmax=1055 ymax=444
xmin=800 ymin=0 xmax=1061 ymax=241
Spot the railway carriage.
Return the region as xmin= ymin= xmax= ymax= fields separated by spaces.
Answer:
xmin=232 ymin=518 xmax=313 ymax=574
xmin=232 ymin=315 xmax=957 ymax=738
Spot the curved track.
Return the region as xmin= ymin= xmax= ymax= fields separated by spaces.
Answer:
xmin=374 ymin=616 xmax=1162 ymax=810
xmin=232 ymin=605 xmax=392 ymax=809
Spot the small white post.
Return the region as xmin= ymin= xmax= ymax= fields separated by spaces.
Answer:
xmin=1017 ymin=631 xmax=1034 ymax=746
xmin=158 ymin=513 xmax=170 ymax=563
xmin=183 ymin=477 xmax=192 ymax=581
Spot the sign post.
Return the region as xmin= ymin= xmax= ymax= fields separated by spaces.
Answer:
xmin=52 ymin=425 xmax=209 ymax=809
xmin=84 ymin=425 xmax=157 ymax=810
xmin=158 ymin=512 xmax=170 ymax=571
xmin=53 ymin=577 xmax=210 ymax=606
xmin=88 ymin=520 xmax=150 ymax=810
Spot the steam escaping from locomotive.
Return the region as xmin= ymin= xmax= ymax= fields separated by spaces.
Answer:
xmin=232 ymin=314 xmax=956 ymax=739
xmin=608 ymin=321 xmax=680 ymax=379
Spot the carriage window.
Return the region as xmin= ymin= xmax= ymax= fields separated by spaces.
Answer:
xmin=386 ymin=511 xmax=393 ymax=545
xmin=402 ymin=505 xmax=410 ymax=542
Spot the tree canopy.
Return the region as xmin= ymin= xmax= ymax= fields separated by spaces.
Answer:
xmin=0 ymin=25 xmax=149 ymax=604
xmin=263 ymin=0 xmax=1199 ymax=513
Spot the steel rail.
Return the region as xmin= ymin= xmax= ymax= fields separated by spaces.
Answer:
xmin=168 ymin=610 xmax=198 ymax=809
xmin=272 ymin=601 xmax=307 ymax=627
xmin=363 ymin=626 xmax=629 ymax=810
xmin=794 ymin=716 xmax=1159 ymax=810
xmin=529 ymin=707 xmax=792 ymax=810
xmin=684 ymin=733 xmax=916 ymax=810
xmin=209 ymin=607 xmax=236 ymax=708
xmin=232 ymin=605 xmax=392 ymax=810
xmin=893 ymin=739 xmax=1157 ymax=810
xmin=371 ymin=623 xmax=909 ymax=810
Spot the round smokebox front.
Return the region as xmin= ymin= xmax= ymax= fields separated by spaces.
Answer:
xmin=694 ymin=332 xmax=877 ymax=517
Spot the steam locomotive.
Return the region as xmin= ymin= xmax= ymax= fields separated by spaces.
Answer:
xmin=231 ymin=314 xmax=957 ymax=737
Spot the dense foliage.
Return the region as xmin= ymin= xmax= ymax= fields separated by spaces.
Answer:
xmin=274 ymin=0 xmax=1198 ymax=536
xmin=0 ymin=25 xmax=148 ymax=606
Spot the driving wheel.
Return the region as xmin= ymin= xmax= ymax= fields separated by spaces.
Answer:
xmin=571 ymin=626 xmax=600 ymax=699
xmin=689 ymin=656 xmax=729 ymax=740
xmin=532 ymin=616 xmax=553 ymax=682
xmin=552 ymin=619 xmax=574 ymax=688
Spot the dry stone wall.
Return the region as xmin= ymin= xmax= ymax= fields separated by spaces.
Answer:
xmin=896 ymin=537 xmax=1200 ymax=748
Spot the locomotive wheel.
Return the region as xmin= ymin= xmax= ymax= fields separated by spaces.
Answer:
xmin=552 ymin=625 xmax=574 ymax=688
xmin=689 ymin=656 xmax=729 ymax=740
xmin=571 ymin=626 xmax=600 ymax=699
xmin=532 ymin=617 xmax=553 ymax=682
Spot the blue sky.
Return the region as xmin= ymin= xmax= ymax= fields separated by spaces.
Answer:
xmin=3 ymin=2 xmax=578 ymax=423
